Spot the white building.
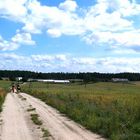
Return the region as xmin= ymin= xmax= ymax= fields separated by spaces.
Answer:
xmin=28 ymin=79 xmax=70 ymax=83
xmin=16 ymin=77 xmax=23 ymax=81
xmin=112 ymin=78 xmax=129 ymax=82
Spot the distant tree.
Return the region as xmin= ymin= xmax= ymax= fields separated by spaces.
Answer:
xmin=22 ymin=77 xmax=28 ymax=82
xmin=9 ymin=76 xmax=15 ymax=81
xmin=83 ymin=74 xmax=91 ymax=88
xmin=0 ymin=70 xmax=140 ymax=82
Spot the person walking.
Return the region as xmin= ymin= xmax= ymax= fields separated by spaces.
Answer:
xmin=11 ymin=83 xmax=16 ymax=93
xmin=17 ymin=84 xmax=21 ymax=93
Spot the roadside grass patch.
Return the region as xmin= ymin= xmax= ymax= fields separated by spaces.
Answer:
xmin=27 ymin=108 xmax=36 ymax=112
xmin=42 ymin=128 xmax=50 ymax=138
xmin=0 ymin=81 xmax=11 ymax=92
xmin=21 ymin=97 xmax=27 ymax=101
xmin=18 ymin=95 xmax=27 ymax=101
xmin=0 ymin=119 xmax=3 ymax=125
xmin=0 ymin=88 xmax=7 ymax=112
xmin=30 ymin=113 xmax=42 ymax=125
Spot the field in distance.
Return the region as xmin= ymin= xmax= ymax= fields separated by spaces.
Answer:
xmin=22 ymin=82 xmax=140 ymax=139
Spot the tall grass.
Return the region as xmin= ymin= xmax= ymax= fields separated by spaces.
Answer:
xmin=0 ymin=80 xmax=10 ymax=112
xmin=0 ymin=88 xmax=6 ymax=112
xmin=23 ymin=82 xmax=140 ymax=140
xmin=0 ymin=80 xmax=11 ymax=92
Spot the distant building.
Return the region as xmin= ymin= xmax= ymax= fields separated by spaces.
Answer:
xmin=69 ymin=79 xmax=83 ymax=83
xmin=112 ymin=78 xmax=129 ymax=82
xmin=1 ymin=77 xmax=10 ymax=81
xmin=27 ymin=79 xmax=70 ymax=83
xmin=16 ymin=77 xmax=23 ymax=81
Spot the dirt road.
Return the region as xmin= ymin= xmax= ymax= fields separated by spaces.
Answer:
xmin=0 ymin=93 xmax=105 ymax=140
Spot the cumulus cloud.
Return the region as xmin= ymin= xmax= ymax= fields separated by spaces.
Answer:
xmin=47 ymin=29 xmax=62 ymax=38
xmin=59 ymin=0 xmax=78 ymax=12
xmin=112 ymin=49 xmax=138 ymax=54
xmin=0 ymin=35 xmax=19 ymax=51
xmin=0 ymin=32 xmax=35 ymax=51
xmin=0 ymin=0 xmax=140 ymax=52
xmin=12 ymin=32 xmax=35 ymax=45
xmin=19 ymin=0 xmax=84 ymax=37
xmin=0 ymin=0 xmax=27 ymax=22
xmin=31 ymin=54 xmax=67 ymax=62
xmin=116 ymin=0 xmax=140 ymax=17
xmin=81 ymin=0 xmax=140 ymax=51
xmin=0 ymin=53 xmax=140 ymax=73
xmin=83 ymin=29 xmax=140 ymax=51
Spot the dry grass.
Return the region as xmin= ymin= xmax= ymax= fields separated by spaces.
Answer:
xmin=0 ymin=88 xmax=7 ymax=112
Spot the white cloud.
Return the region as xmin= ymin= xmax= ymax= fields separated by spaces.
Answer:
xmin=0 ymin=35 xmax=19 ymax=51
xmin=47 ymin=29 xmax=62 ymax=38
xmin=31 ymin=55 xmax=54 ymax=62
xmin=12 ymin=32 xmax=35 ymax=45
xmin=0 ymin=53 xmax=140 ymax=73
xmin=0 ymin=0 xmax=140 ymax=52
xmin=83 ymin=29 xmax=140 ymax=51
xmin=55 ymin=54 xmax=67 ymax=61
xmin=113 ymin=30 xmax=140 ymax=47
xmin=59 ymin=0 xmax=78 ymax=12
xmin=116 ymin=0 xmax=140 ymax=17
xmin=0 ymin=0 xmax=27 ymax=22
xmin=0 ymin=53 xmax=25 ymax=60
xmin=82 ymin=0 xmax=140 ymax=51
xmin=111 ymin=48 xmax=139 ymax=54
xmin=31 ymin=54 xmax=67 ymax=62
xmin=0 ymin=32 xmax=35 ymax=51
xmin=22 ymin=22 xmax=42 ymax=34
xmin=23 ymin=0 xmax=84 ymax=36
xmin=95 ymin=0 xmax=140 ymax=17
xmin=84 ymin=11 xmax=133 ymax=32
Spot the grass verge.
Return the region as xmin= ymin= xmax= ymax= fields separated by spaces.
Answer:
xmin=30 ymin=113 xmax=42 ymax=125
xmin=42 ymin=128 xmax=50 ymax=138
xmin=0 ymin=88 xmax=7 ymax=112
xmin=27 ymin=108 xmax=36 ymax=112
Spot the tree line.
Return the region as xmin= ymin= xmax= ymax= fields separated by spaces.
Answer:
xmin=0 ymin=70 xmax=140 ymax=82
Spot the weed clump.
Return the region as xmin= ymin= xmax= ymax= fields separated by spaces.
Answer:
xmin=42 ymin=128 xmax=50 ymax=138
xmin=30 ymin=113 xmax=42 ymax=125
xmin=27 ymin=108 xmax=36 ymax=112
xmin=0 ymin=88 xmax=6 ymax=112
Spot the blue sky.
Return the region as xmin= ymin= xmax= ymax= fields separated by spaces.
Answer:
xmin=0 ymin=0 xmax=140 ymax=73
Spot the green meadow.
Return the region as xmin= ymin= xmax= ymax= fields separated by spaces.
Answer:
xmin=0 ymin=80 xmax=11 ymax=90
xmin=0 ymin=88 xmax=6 ymax=112
xmin=22 ymin=82 xmax=140 ymax=139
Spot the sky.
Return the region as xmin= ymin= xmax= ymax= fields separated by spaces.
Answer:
xmin=0 ymin=0 xmax=140 ymax=73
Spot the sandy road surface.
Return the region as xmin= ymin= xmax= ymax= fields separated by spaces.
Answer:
xmin=0 ymin=93 xmax=105 ymax=140
xmin=0 ymin=93 xmax=35 ymax=140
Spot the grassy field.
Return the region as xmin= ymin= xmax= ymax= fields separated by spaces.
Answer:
xmin=0 ymin=88 xmax=7 ymax=112
xmin=0 ymin=81 xmax=10 ymax=112
xmin=22 ymin=82 xmax=140 ymax=140
xmin=0 ymin=80 xmax=11 ymax=112
xmin=0 ymin=80 xmax=11 ymax=91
